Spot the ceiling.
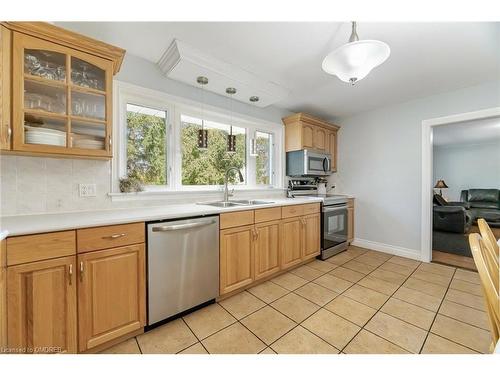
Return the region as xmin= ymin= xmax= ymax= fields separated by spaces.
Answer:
xmin=58 ymin=22 xmax=500 ymax=119
xmin=433 ymin=117 xmax=500 ymax=146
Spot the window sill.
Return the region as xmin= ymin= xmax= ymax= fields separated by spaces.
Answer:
xmin=108 ymin=187 xmax=285 ymax=202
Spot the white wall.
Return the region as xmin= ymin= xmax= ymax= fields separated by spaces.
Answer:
xmin=433 ymin=141 xmax=500 ymax=201
xmin=331 ymin=80 xmax=500 ymax=259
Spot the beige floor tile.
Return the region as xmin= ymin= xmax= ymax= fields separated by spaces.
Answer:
xmin=430 ymin=314 xmax=491 ymax=353
xmin=271 ymin=326 xmax=339 ymax=354
xmin=421 ymin=333 xmax=478 ymax=354
xmin=365 ymin=312 xmax=427 ymax=353
xmin=343 ymin=329 xmax=409 ymax=354
xmin=241 ymin=306 xmax=296 ymax=345
xmin=344 ymin=246 xmax=369 ymax=257
xmin=387 ymin=255 xmax=421 ymax=268
xmin=302 ymin=308 xmax=361 ymax=350
xmin=329 ymin=266 xmax=365 ymax=283
xmin=313 ymin=274 xmax=353 ymax=293
xmin=403 ymin=277 xmax=448 ymax=298
xmin=449 ymin=278 xmax=483 ymax=296
xmin=325 ymin=251 xmax=357 ymax=265
xmin=271 ymin=272 xmax=308 ymax=291
xmin=354 ymin=254 xmax=386 ymax=267
xmin=357 ymin=275 xmax=400 ymax=295
xmin=290 ymin=264 xmax=325 ymax=281
xmin=411 ymin=269 xmax=452 ymax=287
xmin=343 ymin=284 xmax=389 ymax=309
xmin=445 ymin=289 xmax=485 ymax=311
xmin=248 ymin=280 xmax=289 ymax=303
xmin=271 ymin=293 xmax=320 ymax=323
xmin=178 ymin=343 xmax=208 ymax=354
xmin=454 ymin=269 xmax=480 ymax=285
xmin=100 ymin=338 xmax=141 ymax=354
xmin=341 ymin=259 xmax=378 ymax=274
xmin=381 ymin=298 xmax=436 ymax=330
xmin=294 ymin=282 xmax=338 ymax=306
xmin=183 ymin=304 xmax=236 ymax=340
xmin=324 ymin=295 xmax=377 ymax=326
xmin=218 ymin=291 xmax=266 ymax=320
xmin=201 ymin=322 xmax=266 ymax=354
xmin=370 ymin=268 xmax=408 ymax=285
xmin=137 ymin=319 xmax=198 ymax=353
xmin=259 ymin=347 xmax=276 ymax=354
xmin=393 ymin=287 xmax=442 ymax=312
xmin=378 ymin=261 xmax=416 ymax=276
xmin=362 ymin=250 xmax=392 ymax=260
xmin=306 ymin=259 xmax=338 ymax=273
xmin=417 ymin=262 xmax=455 ymax=277
xmin=438 ymin=300 xmax=489 ymax=330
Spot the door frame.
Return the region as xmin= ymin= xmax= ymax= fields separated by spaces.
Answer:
xmin=420 ymin=106 xmax=500 ymax=262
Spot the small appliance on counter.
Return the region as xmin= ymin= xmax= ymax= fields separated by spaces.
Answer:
xmin=288 ymin=177 xmax=349 ymax=259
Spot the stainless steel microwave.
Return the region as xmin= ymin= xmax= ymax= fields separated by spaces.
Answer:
xmin=286 ymin=150 xmax=332 ymax=176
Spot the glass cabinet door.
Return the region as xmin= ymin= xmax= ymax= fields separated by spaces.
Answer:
xmin=14 ymin=32 xmax=111 ymax=156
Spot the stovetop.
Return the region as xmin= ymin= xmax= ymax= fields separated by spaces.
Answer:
xmin=292 ymin=193 xmax=348 ymax=205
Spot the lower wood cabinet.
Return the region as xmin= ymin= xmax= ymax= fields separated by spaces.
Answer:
xmin=220 ymin=225 xmax=255 ymax=295
xmin=7 ymin=256 xmax=77 ymax=353
xmin=303 ymin=213 xmax=321 ymax=260
xmin=254 ymin=220 xmax=281 ymax=280
xmin=77 ymin=244 xmax=145 ymax=352
xmin=281 ymin=217 xmax=303 ymax=269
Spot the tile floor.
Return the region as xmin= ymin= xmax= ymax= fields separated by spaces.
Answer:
xmin=101 ymin=246 xmax=491 ymax=354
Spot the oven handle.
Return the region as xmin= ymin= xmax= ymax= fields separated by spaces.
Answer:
xmin=322 ymin=206 xmax=347 ymax=213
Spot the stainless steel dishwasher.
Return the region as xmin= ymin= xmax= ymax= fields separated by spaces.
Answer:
xmin=147 ymin=216 xmax=219 ymax=326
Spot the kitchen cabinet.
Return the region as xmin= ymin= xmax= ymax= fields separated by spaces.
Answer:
xmin=0 ymin=25 xmax=11 ymax=150
xmin=254 ymin=220 xmax=281 ymax=280
xmin=77 ymin=244 xmax=145 ymax=352
xmin=282 ymin=112 xmax=339 ymax=171
xmin=302 ymin=213 xmax=321 ymax=260
xmin=7 ymin=256 xmax=78 ymax=353
xmin=281 ymin=217 xmax=303 ymax=268
xmin=220 ymin=225 xmax=255 ymax=295
xmin=1 ymin=22 xmax=125 ymax=159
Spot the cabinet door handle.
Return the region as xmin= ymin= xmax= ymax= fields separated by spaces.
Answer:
xmin=102 ymin=233 xmax=126 ymax=239
xmin=7 ymin=127 xmax=12 ymax=139
xmin=80 ymin=261 xmax=84 ymax=282
xmin=68 ymin=264 xmax=73 ymax=285
xmin=108 ymin=136 xmax=112 ymax=148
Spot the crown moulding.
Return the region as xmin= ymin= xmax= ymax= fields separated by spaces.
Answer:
xmin=2 ymin=22 xmax=126 ymax=74
xmin=157 ymin=39 xmax=290 ymax=108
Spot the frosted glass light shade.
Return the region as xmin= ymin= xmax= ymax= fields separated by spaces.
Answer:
xmin=322 ymin=40 xmax=390 ymax=84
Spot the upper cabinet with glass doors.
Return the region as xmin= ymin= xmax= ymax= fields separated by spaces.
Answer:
xmin=1 ymin=22 xmax=125 ymax=158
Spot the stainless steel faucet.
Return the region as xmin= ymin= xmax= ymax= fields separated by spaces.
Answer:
xmin=223 ymin=167 xmax=244 ymax=202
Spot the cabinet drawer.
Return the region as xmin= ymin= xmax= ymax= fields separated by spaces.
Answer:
xmin=254 ymin=207 xmax=281 ymax=223
xmin=77 ymin=222 xmax=145 ymax=253
xmin=303 ymin=203 xmax=320 ymax=215
xmin=220 ymin=210 xmax=254 ymax=229
xmin=281 ymin=204 xmax=304 ymax=218
xmin=7 ymin=231 xmax=76 ymax=266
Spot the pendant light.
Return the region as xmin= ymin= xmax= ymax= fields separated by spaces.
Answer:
xmin=322 ymin=22 xmax=390 ymax=85
xmin=196 ymin=76 xmax=208 ymax=149
xmin=226 ymin=87 xmax=237 ymax=154
xmin=249 ymin=96 xmax=259 ymax=157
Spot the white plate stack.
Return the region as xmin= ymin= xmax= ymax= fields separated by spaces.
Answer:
xmin=25 ymin=125 xmax=66 ymax=146
xmin=72 ymin=133 xmax=105 ymax=150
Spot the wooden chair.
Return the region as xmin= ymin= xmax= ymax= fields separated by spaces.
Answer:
xmin=478 ymin=218 xmax=500 ymax=261
xmin=469 ymin=233 xmax=499 ymax=353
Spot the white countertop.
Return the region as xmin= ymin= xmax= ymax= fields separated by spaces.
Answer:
xmin=0 ymin=197 xmax=324 ymax=237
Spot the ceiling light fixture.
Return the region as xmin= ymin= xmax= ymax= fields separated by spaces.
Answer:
xmin=322 ymin=21 xmax=390 ymax=85
xmin=249 ymin=96 xmax=259 ymax=157
xmin=226 ymin=87 xmax=237 ymax=154
xmin=197 ymin=76 xmax=209 ymax=149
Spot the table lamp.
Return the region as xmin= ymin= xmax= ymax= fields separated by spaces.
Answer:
xmin=434 ymin=179 xmax=448 ymax=196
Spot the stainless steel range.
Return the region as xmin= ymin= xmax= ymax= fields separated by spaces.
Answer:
xmin=288 ymin=177 xmax=349 ymax=259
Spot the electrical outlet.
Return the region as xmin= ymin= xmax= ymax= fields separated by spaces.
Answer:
xmin=79 ymin=183 xmax=96 ymax=197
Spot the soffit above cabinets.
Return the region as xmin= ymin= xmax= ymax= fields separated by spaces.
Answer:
xmin=157 ymin=39 xmax=290 ymax=108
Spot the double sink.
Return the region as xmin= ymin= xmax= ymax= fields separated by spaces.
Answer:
xmin=199 ymin=199 xmax=274 ymax=208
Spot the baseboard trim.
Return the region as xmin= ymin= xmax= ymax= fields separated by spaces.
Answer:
xmin=352 ymin=238 xmax=423 ymax=261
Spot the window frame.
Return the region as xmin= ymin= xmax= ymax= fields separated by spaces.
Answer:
xmin=113 ymin=81 xmax=284 ymax=196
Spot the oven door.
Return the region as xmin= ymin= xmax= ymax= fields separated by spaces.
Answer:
xmin=305 ymin=151 xmax=331 ymax=176
xmin=322 ymin=204 xmax=348 ymax=252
